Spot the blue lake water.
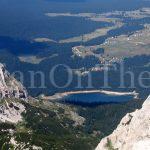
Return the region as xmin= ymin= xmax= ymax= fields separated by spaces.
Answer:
xmin=61 ymin=93 xmax=134 ymax=105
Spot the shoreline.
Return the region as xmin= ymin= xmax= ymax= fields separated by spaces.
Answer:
xmin=41 ymin=90 xmax=138 ymax=101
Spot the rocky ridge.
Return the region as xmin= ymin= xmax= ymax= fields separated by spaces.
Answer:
xmin=0 ymin=63 xmax=27 ymax=124
xmin=0 ymin=63 xmax=27 ymax=99
xmin=96 ymin=96 xmax=150 ymax=150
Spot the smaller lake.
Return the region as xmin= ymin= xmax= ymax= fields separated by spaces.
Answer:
xmin=61 ymin=92 xmax=134 ymax=105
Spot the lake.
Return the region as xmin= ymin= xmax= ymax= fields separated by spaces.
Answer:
xmin=61 ymin=92 xmax=135 ymax=106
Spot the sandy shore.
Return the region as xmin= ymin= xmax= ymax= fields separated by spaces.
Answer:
xmin=41 ymin=90 xmax=138 ymax=101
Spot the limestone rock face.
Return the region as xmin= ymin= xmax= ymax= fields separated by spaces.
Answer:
xmin=96 ymin=96 xmax=150 ymax=150
xmin=0 ymin=100 xmax=25 ymax=123
xmin=0 ymin=63 xmax=27 ymax=99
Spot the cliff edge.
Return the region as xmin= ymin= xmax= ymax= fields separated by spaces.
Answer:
xmin=96 ymin=96 xmax=150 ymax=150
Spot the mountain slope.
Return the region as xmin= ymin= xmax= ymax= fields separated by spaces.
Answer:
xmin=0 ymin=63 xmax=145 ymax=150
xmin=96 ymin=96 xmax=150 ymax=150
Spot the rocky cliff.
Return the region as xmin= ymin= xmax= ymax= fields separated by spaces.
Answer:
xmin=0 ymin=99 xmax=25 ymax=123
xmin=96 ymin=96 xmax=150 ymax=150
xmin=0 ymin=63 xmax=27 ymax=99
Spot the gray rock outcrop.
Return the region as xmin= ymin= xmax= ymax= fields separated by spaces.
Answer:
xmin=0 ymin=63 xmax=27 ymax=99
xmin=96 ymin=96 xmax=150 ymax=150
